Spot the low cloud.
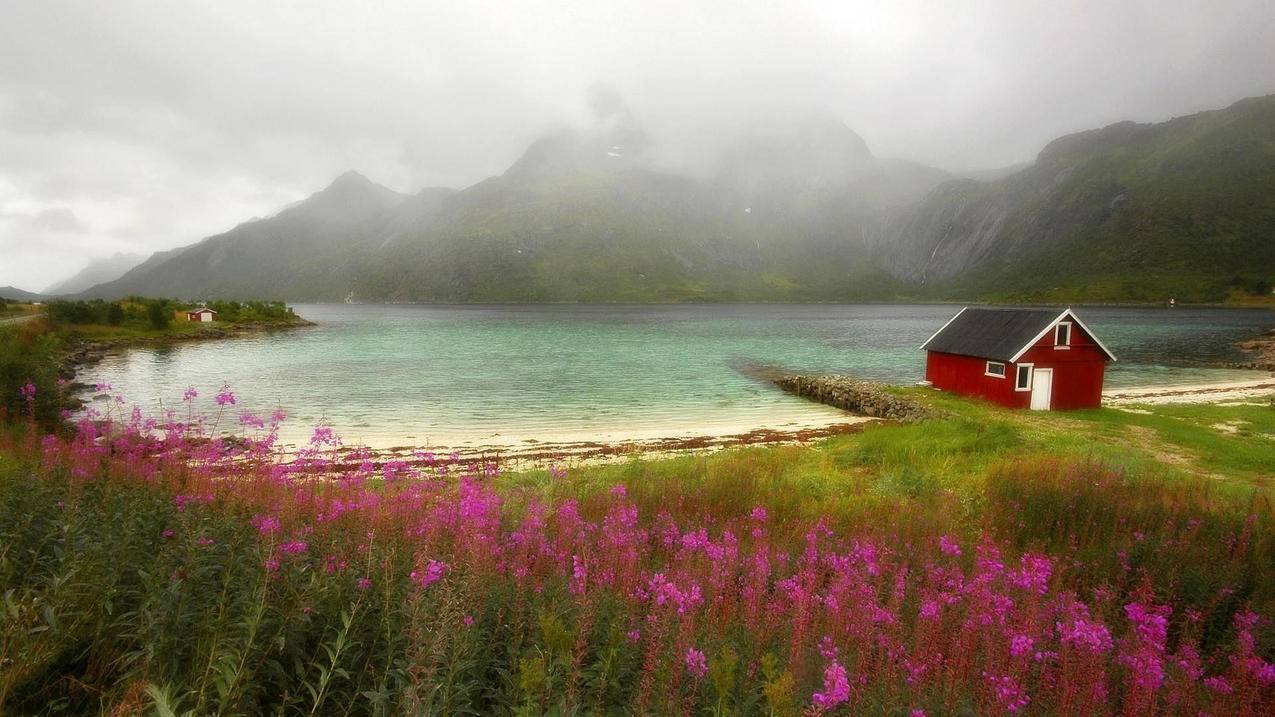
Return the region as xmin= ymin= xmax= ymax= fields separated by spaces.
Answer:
xmin=2 ymin=0 xmax=1273 ymax=290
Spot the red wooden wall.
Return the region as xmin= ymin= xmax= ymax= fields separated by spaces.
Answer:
xmin=925 ymin=320 xmax=1108 ymax=410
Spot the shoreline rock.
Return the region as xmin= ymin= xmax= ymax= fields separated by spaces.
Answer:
xmin=1234 ymin=328 xmax=1275 ymax=372
xmin=774 ymin=375 xmax=932 ymax=422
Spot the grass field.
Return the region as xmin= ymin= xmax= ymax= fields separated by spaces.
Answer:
xmin=0 ymin=381 xmax=1271 ymax=715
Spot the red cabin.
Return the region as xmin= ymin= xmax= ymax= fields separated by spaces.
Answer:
xmin=921 ymin=307 xmax=1116 ymax=410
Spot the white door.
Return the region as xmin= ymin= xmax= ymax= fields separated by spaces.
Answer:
xmin=1030 ymin=368 xmax=1053 ymax=410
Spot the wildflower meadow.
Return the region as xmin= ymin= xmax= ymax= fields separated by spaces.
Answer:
xmin=0 ymin=384 xmax=1272 ymax=715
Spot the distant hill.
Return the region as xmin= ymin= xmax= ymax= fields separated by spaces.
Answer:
xmin=44 ymin=252 xmax=146 ymax=295
xmin=0 ymin=286 xmax=46 ymax=302
xmin=81 ymin=95 xmax=1275 ymax=303
xmin=872 ymin=95 xmax=1275 ymax=302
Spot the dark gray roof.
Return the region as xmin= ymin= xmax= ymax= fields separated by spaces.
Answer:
xmin=922 ymin=307 xmax=1066 ymax=362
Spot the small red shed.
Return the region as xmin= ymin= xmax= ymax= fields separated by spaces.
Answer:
xmin=187 ymin=307 xmax=218 ymax=323
xmin=920 ymin=307 xmax=1116 ymax=410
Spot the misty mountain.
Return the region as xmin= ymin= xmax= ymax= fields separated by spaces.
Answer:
xmin=43 ymin=252 xmax=146 ymax=295
xmin=84 ymin=112 xmax=944 ymax=302
xmin=82 ymin=95 xmax=1275 ymax=304
xmin=88 ymin=172 xmax=412 ymax=300
xmin=873 ymin=95 xmax=1275 ymax=301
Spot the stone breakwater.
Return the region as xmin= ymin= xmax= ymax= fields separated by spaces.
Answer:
xmin=1235 ymin=328 xmax=1275 ymax=372
xmin=774 ymin=375 xmax=932 ymax=422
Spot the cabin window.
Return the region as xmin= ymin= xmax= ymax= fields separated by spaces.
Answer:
xmin=1015 ymin=364 xmax=1033 ymax=391
xmin=985 ymin=361 xmax=1006 ymax=378
xmin=1055 ymin=321 xmax=1072 ymax=348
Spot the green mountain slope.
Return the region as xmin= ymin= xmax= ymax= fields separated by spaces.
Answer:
xmin=876 ymin=96 xmax=1275 ymax=302
xmin=83 ymin=95 xmax=1275 ymax=303
xmin=86 ymin=113 xmax=936 ymax=302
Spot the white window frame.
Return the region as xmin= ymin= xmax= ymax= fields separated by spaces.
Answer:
xmin=985 ymin=361 xmax=1006 ymax=378
xmin=1054 ymin=321 xmax=1072 ymax=349
xmin=1015 ymin=363 xmax=1034 ymax=391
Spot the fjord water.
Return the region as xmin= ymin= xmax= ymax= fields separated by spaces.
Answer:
xmin=82 ymin=304 xmax=1270 ymax=448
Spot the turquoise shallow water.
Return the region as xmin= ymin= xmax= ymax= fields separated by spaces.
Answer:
xmin=81 ymin=304 xmax=1272 ymax=447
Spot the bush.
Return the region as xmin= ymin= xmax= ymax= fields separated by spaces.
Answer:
xmin=0 ymin=325 xmax=62 ymax=426
xmin=146 ymin=299 xmax=171 ymax=330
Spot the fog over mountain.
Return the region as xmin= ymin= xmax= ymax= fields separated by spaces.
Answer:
xmin=3 ymin=1 xmax=1274 ymax=291
xmin=82 ymin=94 xmax=1275 ymax=303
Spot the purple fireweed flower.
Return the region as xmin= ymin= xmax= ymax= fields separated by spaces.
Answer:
xmin=161 ymin=529 xmax=175 ymax=539
xmin=626 ymin=629 xmax=641 ymax=643
xmin=19 ymin=380 xmax=36 ymax=403
xmin=685 ymin=647 xmax=708 ymax=680
xmin=1058 ymin=613 xmax=1113 ymax=654
xmin=252 ymin=514 xmax=281 ymax=535
xmin=94 ymin=382 xmax=112 ymax=393
xmin=812 ymin=661 xmax=850 ymax=709
xmin=984 ymin=672 xmax=1029 ymax=713
xmin=463 ymin=614 xmax=475 ymax=627
xmin=357 ymin=577 xmax=371 ymax=590
xmin=182 ymin=386 xmax=198 ymax=402
xmin=1010 ymin=634 xmax=1034 ymax=658
xmin=410 ymin=559 xmax=447 ymax=589
xmin=750 ymin=505 xmax=768 ymax=522
xmin=196 ymin=536 xmax=215 ymax=547
xmin=215 ymin=386 xmax=235 ymax=406
xmin=1008 ymin=552 xmax=1053 ymax=594
xmin=818 ymin=635 xmax=839 ymax=659
xmin=280 ymin=540 xmax=307 ymax=555
xmin=1203 ymin=676 xmax=1232 ymax=694
xmin=939 ymin=535 xmax=962 ymax=556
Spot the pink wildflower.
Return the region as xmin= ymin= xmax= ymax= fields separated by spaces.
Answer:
xmin=463 ymin=614 xmax=475 ymax=627
xmin=1010 ymin=634 xmax=1034 ymax=658
xmin=356 ymin=577 xmax=372 ymax=590
xmin=280 ymin=540 xmax=308 ymax=555
xmin=685 ymin=647 xmax=708 ymax=680
xmin=252 ymin=514 xmax=281 ymax=535
xmin=1203 ymin=676 xmax=1232 ymax=694
xmin=215 ymin=386 xmax=235 ymax=406
xmin=19 ymin=380 xmax=36 ymax=403
xmin=182 ymin=386 xmax=198 ymax=402
xmin=410 ymin=559 xmax=447 ymax=589
xmin=939 ymin=535 xmax=962 ymax=556
xmin=812 ymin=661 xmax=850 ymax=709
xmin=819 ymin=635 xmax=839 ymax=659
xmin=984 ymin=672 xmax=1029 ymax=713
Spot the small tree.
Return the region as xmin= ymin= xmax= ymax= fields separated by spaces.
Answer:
xmin=147 ymin=300 xmax=171 ymax=330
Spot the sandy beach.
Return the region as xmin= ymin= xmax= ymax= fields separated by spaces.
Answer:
xmin=1103 ymin=375 xmax=1275 ymax=405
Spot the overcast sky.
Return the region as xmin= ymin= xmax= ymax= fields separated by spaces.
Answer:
xmin=3 ymin=0 xmax=1273 ymax=291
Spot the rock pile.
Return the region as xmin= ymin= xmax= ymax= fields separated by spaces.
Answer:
xmin=774 ymin=375 xmax=932 ymax=422
xmin=1235 ymin=329 xmax=1275 ymax=372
